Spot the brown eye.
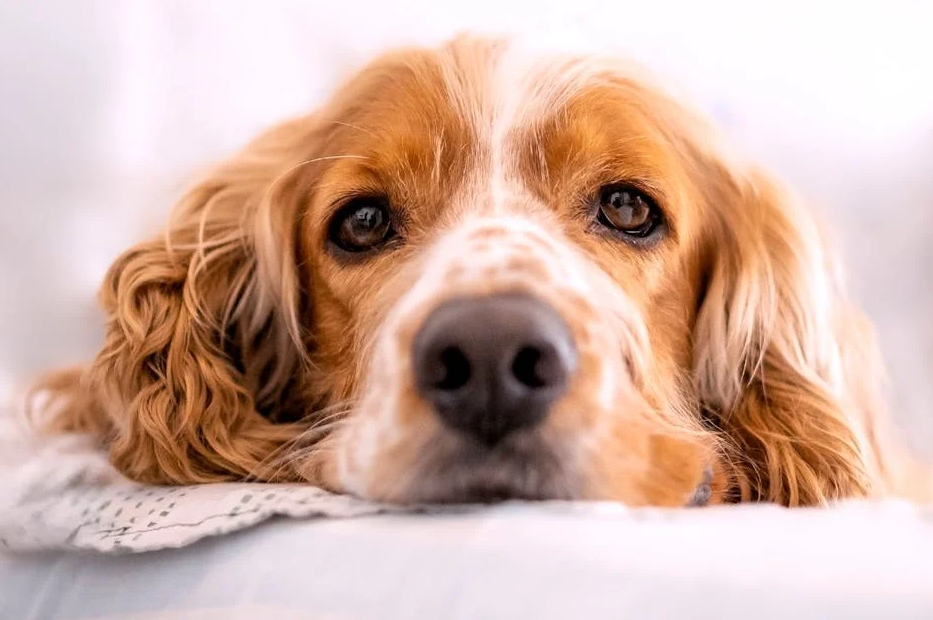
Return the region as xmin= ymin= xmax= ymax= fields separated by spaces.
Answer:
xmin=330 ymin=197 xmax=395 ymax=252
xmin=596 ymin=184 xmax=662 ymax=238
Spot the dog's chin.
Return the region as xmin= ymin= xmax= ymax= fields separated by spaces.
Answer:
xmin=389 ymin=430 xmax=581 ymax=505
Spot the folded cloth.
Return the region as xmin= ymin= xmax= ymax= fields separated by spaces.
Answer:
xmin=0 ymin=405 xmax=421 ymax=553
xmin=1 ymin=481 xmax=416 ymax=553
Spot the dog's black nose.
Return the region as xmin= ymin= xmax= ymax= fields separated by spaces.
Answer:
xmin=412 ymin=294 xmax=577 ymax=445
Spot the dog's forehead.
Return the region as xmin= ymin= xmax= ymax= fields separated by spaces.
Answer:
xmin=433 ymin=36 xmax=670 ymax=135
xmin=435 ymin=40 xmax=625 ymax=170
xmin=420 ymin=39 xmax=656 ymax=212
xmin=439 ymin=40 xmax=596 ymax=133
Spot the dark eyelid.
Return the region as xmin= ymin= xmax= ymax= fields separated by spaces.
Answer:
xmin=600 ymin=181 xmax=663 ymax=208
xmin=329 ymin=193 xmax=387 ymax=213
xmin=588 ymin=181 xmax=666 ymax=223
xmin=329 ymin=193 xmax=406 ymax=229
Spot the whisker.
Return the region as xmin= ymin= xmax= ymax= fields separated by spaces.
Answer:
xmin=266 ymin=421 xmax=348 ymax=482
xmin=267 ymin=154 xmax=370 ymax=194
xmin=330 ymin=120 xmax=378 ymax=139
xmin=244 ymin=432 xmax=311 ymax=482
xmin=244 ymin=399 xmax=360 ymax=482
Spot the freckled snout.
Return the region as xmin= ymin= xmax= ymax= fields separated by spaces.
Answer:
xmin=411 ymin=293 xmax=578 ymax=446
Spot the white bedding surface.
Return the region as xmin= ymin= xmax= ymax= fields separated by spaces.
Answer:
xmin=4 ymin=499 xmax=933 ymax=620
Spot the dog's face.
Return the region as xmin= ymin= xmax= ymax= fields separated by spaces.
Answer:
xmin=53 ymin=35 xmax=884 ymax=507
xmin=295 ymin=39 xmax=726 ymax=505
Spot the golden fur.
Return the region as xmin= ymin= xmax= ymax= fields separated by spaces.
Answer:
xmin=29 ymin=35 xmax=929 ymax=506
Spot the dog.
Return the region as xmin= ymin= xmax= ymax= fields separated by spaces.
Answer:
xmin=29 ymin=34 xmax=929 ymax=507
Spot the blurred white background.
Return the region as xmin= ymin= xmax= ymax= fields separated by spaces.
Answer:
xmin=1 ymin=1 xmax=930 ymax=454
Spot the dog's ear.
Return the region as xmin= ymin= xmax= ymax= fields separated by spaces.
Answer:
xmin=31 ymin=117 xmax=323 ymax=483
xmin=692 ymin=165 xmax=889 ymax=505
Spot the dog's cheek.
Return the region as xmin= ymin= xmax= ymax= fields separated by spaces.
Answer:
xmin=576 ymin=393 xmax=724 ymax=507
xmin=643 ymin=432 xmax=727 ymax=507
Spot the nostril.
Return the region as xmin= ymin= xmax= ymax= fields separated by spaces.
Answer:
xmin=511 ymin=345 xmax=557 ymax=389
xmin=434 ymin=346 xmax=471 ymax=390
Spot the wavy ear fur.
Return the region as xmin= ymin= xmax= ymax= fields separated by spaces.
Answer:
xmin=29 ymin=118 xmax=321 ymax=483
xmin=693 ymin=166 xmax=895 ymax=505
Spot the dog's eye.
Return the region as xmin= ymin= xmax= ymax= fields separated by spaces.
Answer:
xmin=330 ymin=197 xmax=395 ymax=252
xmin=596 ymin=184 xmax=662 ymax=238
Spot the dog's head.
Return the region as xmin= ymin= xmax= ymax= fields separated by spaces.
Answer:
xmin=52 ymin=35 xmax=890 ymax=506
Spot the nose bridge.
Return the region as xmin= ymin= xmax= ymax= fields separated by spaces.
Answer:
xmin=428 ymin=215 xmax=585 ymax=298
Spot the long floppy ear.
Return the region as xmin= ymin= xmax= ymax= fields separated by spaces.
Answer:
xmin=693 ymin=166 xmax=890 ymax=506
xmin=30 ymin=118 xmax=321 ymax=484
